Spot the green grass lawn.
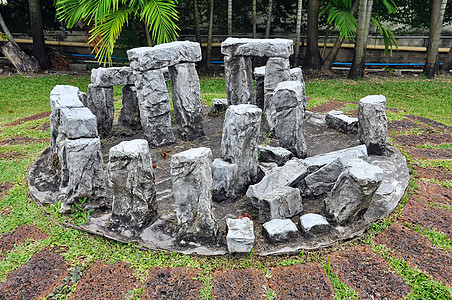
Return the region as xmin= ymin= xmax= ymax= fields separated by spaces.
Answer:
xmin=0 ymin=73 xmax=451 ymax=299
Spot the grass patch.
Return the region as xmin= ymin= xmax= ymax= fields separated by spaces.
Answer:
xmin=403 ymin=223 xmax=452 ymax=252
xmin=412 ymin=159 xmax=452 ymax=172
xmin=417 ymin=143 xmax=452 ymax=150
xmin=322 ymin=259 xmax=359 ymax=300
xmin=420 ymin=178 xmax=452 ymax=189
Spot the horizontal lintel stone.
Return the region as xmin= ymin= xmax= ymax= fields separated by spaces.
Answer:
xmin=221 ymin=38 xmax=294 ymax=58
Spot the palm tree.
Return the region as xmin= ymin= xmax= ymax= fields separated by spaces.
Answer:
xmin=28 ymin=0 xmax=50 ymax=70
xmin=228 ymin=0 xmax=232 ymax=36
xmin=206 ymin=0 xmax=214 ymax=68
xmin=293 ymin=0 xmax=303 ymax=66
xmin=252 ymin=0 xmax=257 ymax=38
xmin=193 ymin=0 xmax=201 ymax=42
xmin=54 ymin=0 xmax=180 ymax=66
xmin=265 ymin=0 xmax=273 ymax=38
xmin=303 ymin=0 xmax=322 ymax=70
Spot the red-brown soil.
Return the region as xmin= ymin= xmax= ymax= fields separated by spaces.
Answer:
xmin=0 ymin=224 xmax=48 ymax=256
xmin=212 ymin=269 xmax=267 ymax=300
xmin=416 ymin=167 xmax=452 ymax=182
xmin=1 ymin=111 xmax=51 ymax=127
xmin=414 ymin=180 xmax=451 ymax=207
xmin=0 ymin=182 xmax=13 ymax=199
xmin=0 ymin=136 xmax=49 ymax=146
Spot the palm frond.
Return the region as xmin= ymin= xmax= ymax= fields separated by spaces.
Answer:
xmin=371 ymin=17 xmax=398 ymax=56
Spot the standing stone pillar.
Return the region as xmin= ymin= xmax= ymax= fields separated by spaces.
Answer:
xmin=168 ymin=62 xmax=204 ymax=140
xmin=171 ymin=147 xmax=218 ymax=244
xmin=358 ymin=95 xmax=388 ymax=155
xmin=108 ymin=139 xmax=157 ymax=233
xmin=86 ymin=84 xmax=114 ymax=138
xmin=134 ymin=69 xmax=176 ymax=146
xmin=274 ymin=81 xmax=307 ymax=158
xmin=264 ymin=57 xmax=290 ymax=131
xmin=224 ymin=55 xmax=255 ymax=105
xmin=254 ymin=66 xmax=266 ymax=110
xmin=118 ymin=85 xmax=141 ymax=130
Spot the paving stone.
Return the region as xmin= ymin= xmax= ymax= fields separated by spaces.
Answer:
xmin=226 ymin=217 xmax=255 ymax=253
xmin=374 ymin=223 xmax=452 ymax=286
xmin=399 ymin=199 xmax=452 ymax=238
xmin=299 ymin=213 xmax=331 ymax=236
xmin=268 ymin=262 xmax=334 ymax=299
xmin=0 ymin=246 xmax=68 ymax=299
xmin=212 ymin=269 xmax=267 ymax=300
xmin=262 ymin=219 xmax=299 ymax=243
xmin=327 ymin=244 xmax=410 ymax=300
xmin=142 ymin=267 xmax=201 ymax=299
xmin=415 ymin=180 xmax=451 ymax=206
xmin=0 ymin=224 xmax=48 ymax=256
xmin=70 ymin=260 xmax=140 ymax=299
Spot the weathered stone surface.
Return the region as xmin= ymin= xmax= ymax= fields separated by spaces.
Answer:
xmin=118 ymin=85 xmax=142 ymax=130
xmin=226 ymin=217 xmax=254 ymax=253
xmin=221 ymin=104 xmax=262 ymax=194
xmin=212 ymin=158 xmax=238 ymax=202
xmin=91 ymin=66 xmax=135 ymax=87
xmin=224 ymin=55 xmax=255 ymax=105
xmin=258 ymin=145 xmax=293 ymax=166
xmin=290 ymin=67 xmax=307 ymax=109
xmin=299 ymin=213 xmax=331 ymax=236
xmin=298 ymin=158 xmax=344 ymax=197
xmin=274 ymin=81 xmax=307 ymax=158
xmin=247 ymin=158 xmax=308 ymax=207
xmin=127 ymin=41 xmax=202 ymax=71
xmin=221 ymin=37 xmax=294 ymax=57
xmin=57 ymin=137 xmax=107 ymax=213
xmin=108 ymin=139 xmax=157 ymax=233
xmin=134 ymin=69 xmax=175 ymax=146
xmin=212 ymin=98 xmax=228 ymax=113
xmin=358 ymin=95 xmax=387 ymax=155
xmin=324 ymin=159 xmax=384 ymax=225
xmin=86 ymin=84 xmax=114 ymax=138
xmin=169 ymin=62 xmax=204 ymax=140
xmin=254 ymin=66 xmax=265 ymax=110
xmin=263 ymin=219 xmax=299 ymax=243
xmin=171 ymin=147 xmax=217 ymax=244
xmin=302 ymin=144 xmax=368 ymax=173
xmin=264 ymin=57 xmax=290 ymax=130
xmin=60 ymin=107 xmax=98 ymax=139
xmin=259 ymin=187 xmax=303 ymax=223
xmin=326 ymin=110 xmax=358 ymax=134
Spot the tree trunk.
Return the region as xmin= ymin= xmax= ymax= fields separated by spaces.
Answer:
xmin=144 ymin=24 xmax=152 ymax=46
xmin=443 ymin=46 xmax=452 ymax=72
xmin=252 ymin=0 xmax=257 ymax=38
xmin=303 ymin=0 xmax=322 ymax=70
xmin=193 ymin=0 xmax=201 ymax=42
xmin=206 ymin=0 xmax=214 ymax=69
xmin=322 ymin=0 xmax=359 ymax=71
xmin=228 ymin=0 xmax=232 ymax=36
xmin=424 ymin=0 xmax=448 ymax=78
xmin=1 ymin=42 xmax=40 ymax=73
xmin=265 ymin=0 xmax=273 ymax=38
xmin=293 ymin=0 xmax=303 ymax=66
xmin=28 ymin=0 xmax=50 ymax=70
xmin=0 ymin=13 xmax=18 ymax=47
xmin=348 ymin=0 xmax=374 ymax=79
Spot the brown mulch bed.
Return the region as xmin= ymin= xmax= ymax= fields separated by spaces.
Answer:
xmin=69 ymin=260 xmax=140 ymax=300
xmin=416 ymin=167 xmax=452 ymax=182
xmin=0 ymin=182 xmax=13 ymax=199
xmin=394 ymin=133 xmax=452 ymax=147
xmin=0 ymin=224 xmax=49 ymax=257
xmin=405 ymin=115 xmax=452 ymax=133
xmin=268 ymin=262 xmax=334 ymax=299
xmin=142 ymin=267 xmax=202 ymax=300
xmin=212 ymin=268 xmax=267 ymax=300
xmin=405 ymin=148 xmax=452 ymax=159
xmin=327 ymin=244 xmax=410 ymax=300
xmin=399 ymin=200 xmax=452 ymax=239
xmin=32 ymin=122 xmax=50 ymax=132
xmin=414 ymin=181 xmax=451 ymax=206
xmin=374 ymin=223 xmax=452 ymax=286
xmin=308 ymin=100 xmax=348 ymax=114
xmin=1 ymin=111 xmax=51 ymax=127
xmin=388 ymin=118 xmax=421 ymax=133
xmin=0 ymin=152 xmax=25 ymax=160
xmin=0 ymin=137 xmax=49 ymax=146
xmin=0 ymin=246 xmax=69 ymax=299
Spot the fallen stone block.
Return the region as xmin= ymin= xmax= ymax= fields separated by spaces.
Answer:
xmin=299 ymin=213 xmax=331 ymax=236
xmin=263 ymin=219 xmax=299 ymax=243
xmin=60 ymin=107 xmax=98 ymax=139
xmin=326 ymin=110 xmax=358 ymax=134
xmin=302 ymin=145 xmax=368 ymax=173
xmin=226 ymin=217 xmax=255 ymax=253
xmin=258 ymin=145 xmax=293 ymax=166
xmin=259 ymin=187 xmax=303 ymax=223
xmin=91 ymin=67 xmax=135 ymax=87
xmin=358 ymin=95 xmax=387 ymax=155
xmin=298 ymin=158 xmax=344 ymax=197
xmin=221 ymin=38 xmax=294 ymax=58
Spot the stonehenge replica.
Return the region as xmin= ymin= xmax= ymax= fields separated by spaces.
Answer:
xmin=28 ymin=38 xmax=409 ymax=256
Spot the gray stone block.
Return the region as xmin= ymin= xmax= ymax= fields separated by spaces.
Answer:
xmin=326 ymin=110 xmax=358 ymax=134
xmin=212 ymin=158 xmax=238 ymax=202
xmin=221 ymin=38 xmax=294 ymax=58
xmin=118 ymin=85 xmax=142 ymax=130
xmin=225 ymin=55 xmax=255 ymax=105
xmin=127 ymin=41 xmax=202 ymax=71
xmin=171 ymin=147 xmax=218 ymax=244
xmin=108 ymin=139 xmax=157 ymax=233
xmin=302 ymin=145 xmax=368 ymax=173
xmin=299 ymin=158 xmax=344 ymax=197
xmin=60 ymin=107 xmax=98 ymax=139
xmin=324 ymin=159 xmax=384 ymax=225
xmin=226 ymin=217 xmax=255 ymax=253
xmin=263 ymin=219 xmax=299 ymax=243
xmin=258 ymin=145 xmax=293 ymax=166
xmin=212 ymin=98 xmax=228 ymax=113
xmin=259 ymin=187 xmax=303 ymax=223
xmin=91 ymin=67 xmax=135 ymax=87
xmin=169 ymin=62 xmax=204 ymax=140
xmin=298 ymin=213 xmax=331 ymax=236
xmin=358 ymin=95 xmax=388 ymax=155
xmin=86 ymin=84 xmax=114 ymax=138
xmin=274 ymin=81 xmax=307 ymax=158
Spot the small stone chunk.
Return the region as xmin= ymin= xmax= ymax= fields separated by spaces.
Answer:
xmin=212 ymin=98 xmax=228 ymax=113
xmin=299 ymin=213 xmax=331 ymax=236
xmin=171 ymin=147 xmax=218 ymax=244
xmin=86 ymin=84 xmax=114 ymax=138
xmin=274 ymin=81 xmax=307 ymax=158
xmin=326 ymin=110 xmax=358 ymax=134
xmin=108 ymin=139 xmax=157 ymax=233
xmin=298 ymin=158 xmax=344 ymax=197
xmin=118 ymin=85 xmax=141 ymax=130
xmin=60 ymin=107 xmax=98 ymax=139
xmin=263 ymin=219 xmax=299 ymax=243
xmin=324 ymin=159 xmax=384 ymax=225
xmin=224 ymin=55 xmax=255 ymax=105
xmin=358 ymin=95 xmax=388 ymax=155
xmin=259 ymin=187 xmax=303 ymax=223
xmin=91 ymin=67 xmax=135 ymax=87
xmin=211 ymin=158 xmax=238 ymax=202
xmin=127 ymin=41 xmax=202 ymax=71
xmin=226 ymin=218 xmax=255 ymax=253
xmin=221 ymin=38 xmax=294 ymax=58
xmin=258 ymin=145 xmax=293 ymax=166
